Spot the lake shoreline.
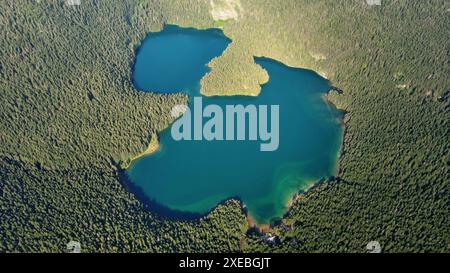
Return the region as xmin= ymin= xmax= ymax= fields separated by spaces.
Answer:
xmin=122 ymin=24 xmax=346 ymax=229
xmin=119 ymin=82 xmax=347 ymax=232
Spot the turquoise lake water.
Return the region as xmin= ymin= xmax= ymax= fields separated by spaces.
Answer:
xmin=127 ymin=25 xmax=343 ymax=224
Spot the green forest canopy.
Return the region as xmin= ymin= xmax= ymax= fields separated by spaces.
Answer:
xmin=0 ymin=0 xmax=449 ymax=252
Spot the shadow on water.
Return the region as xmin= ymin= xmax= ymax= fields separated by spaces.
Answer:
xmin=118 ymin=168 xmax=246 ymax=222
xmin=118 ymin=169 xmax=202 ymax=220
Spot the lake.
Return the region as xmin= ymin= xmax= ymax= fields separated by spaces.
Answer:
xmin=127 ymin=25 xmax=343 ymax=224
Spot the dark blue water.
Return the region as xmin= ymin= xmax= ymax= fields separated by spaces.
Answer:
xmin=127 ymin=25 xmax=343 ymax=224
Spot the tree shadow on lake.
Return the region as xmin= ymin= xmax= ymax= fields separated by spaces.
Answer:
xmin=118 ymin=169 xmax=204 ymax=220
xmin=118 ymin=169 xmax=244 ymax=222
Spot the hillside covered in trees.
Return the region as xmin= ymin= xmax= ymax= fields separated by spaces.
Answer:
xmin=1 ymin=0 xmax=449 ymax=252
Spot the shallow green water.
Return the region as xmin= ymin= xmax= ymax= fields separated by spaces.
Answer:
xmin=127 ymin=25 xmax=343 ymax=224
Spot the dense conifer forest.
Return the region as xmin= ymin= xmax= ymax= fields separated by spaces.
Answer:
xmin=1 ymin=0 xmax=449 ymax=252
